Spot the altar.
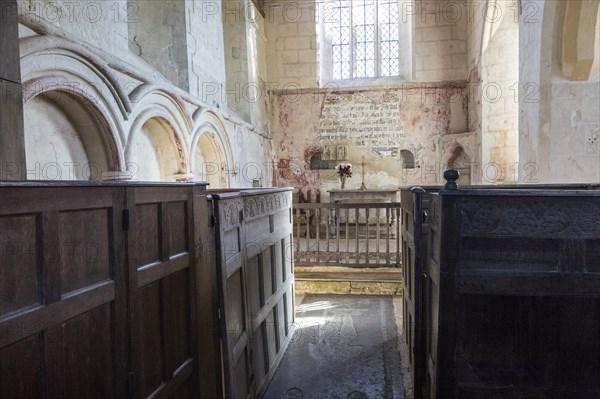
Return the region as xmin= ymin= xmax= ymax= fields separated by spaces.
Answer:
xmin=328 ymin=189 xmax=398 ymax=227
xmin=328 ymin=189 xmax=398 ymax=203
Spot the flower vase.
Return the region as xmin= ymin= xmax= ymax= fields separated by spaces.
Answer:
xmin=340 ymin=177 xmax=346 ymax=189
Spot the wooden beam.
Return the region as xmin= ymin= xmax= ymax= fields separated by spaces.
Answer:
xmin=0 ymin=0 xmax=26 ymax=180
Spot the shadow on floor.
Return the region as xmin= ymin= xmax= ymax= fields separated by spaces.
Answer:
xmin=261 ymin=295 xmax=405 ymax=399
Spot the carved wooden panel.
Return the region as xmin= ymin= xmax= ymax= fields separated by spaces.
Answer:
xmin=427 ymin=189 xmax=600 ymax=398
xmin=213 ymin=194 xmax=252 ymax=399
xmin=461 ymin=197 xmax=600 ymax=238
xmin=212 ymin=189 xmax=294 ymax=399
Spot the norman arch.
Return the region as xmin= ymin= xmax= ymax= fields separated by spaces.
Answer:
xmin=191 ymin=110 xmax=234 ymax=188
xmin=24 ymin=89 xmax=121 ymax=180
xmin=126 ymin=86 xmax=192 ymax=181
xmin=19 ymin=36 xmax=130 ymax=179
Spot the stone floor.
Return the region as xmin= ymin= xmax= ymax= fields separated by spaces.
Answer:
xmin=261 ymin=295 xmax=407 ymax=399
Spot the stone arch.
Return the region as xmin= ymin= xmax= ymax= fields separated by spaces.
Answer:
xmin=560 ymin=0 xmax=600 ymax=81
xmin=23 ymin=89 xmax=121 ymax=180
xmin=309 ymin=150 xmax=332 ymax=170
xmin=400 ymin=149 xmax=416 ymax=169
xmin=191 ymin=110 xmax=235 ymax=188
xmin=126 ymin=116 xmax=184 ymax=181
xmin=447 ymin=145 xmax=472 ymax=185
xmin=19 ymin=36 xmax=132 ymax=178
xmin=126 ymin=86 xmax=192 ymax=181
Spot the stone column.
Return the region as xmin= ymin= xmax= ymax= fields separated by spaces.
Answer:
xmin=0 ymin=0 xmax=26 ymax=180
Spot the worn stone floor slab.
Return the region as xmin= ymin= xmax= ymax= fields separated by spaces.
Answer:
xmin=261 ymin=295 xmax=405 ymax=399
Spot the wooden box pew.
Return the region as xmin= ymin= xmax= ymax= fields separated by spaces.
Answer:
xmin=400 ymin=173 xmax=600 ymax=398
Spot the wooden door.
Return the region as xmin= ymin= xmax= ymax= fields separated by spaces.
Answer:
xmin=126 ymin=186 xmax=198 ymax=399
xmin=0 ymin=185 xmax=128 ymax=398
xmin=242 ymin=190 xmax=295 ymax=397
xmin=401 ymin=187 xmax=434 ymax=399
xmin=212 ymin=193 xmax=253 ymax=399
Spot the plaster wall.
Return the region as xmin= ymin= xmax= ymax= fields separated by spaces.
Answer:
xmin=24 ymin=93 xmax=92 ymax=180
xmin=16 ymin=0 xmax=130 ymax=55
xmin=520 ymin=0 xmax=600 ymax=184
xmin=186 ymin=0 xmax=227 ymax=100
xmin=263 ymin=0 xmax=473 ymax=195
xmin=270 ymin=84 xmax=470 ymax=199
xmin=129 ymin=0 xmax=189 ymax=91
xmin=222 ymin=0 xmax=271 ymax=133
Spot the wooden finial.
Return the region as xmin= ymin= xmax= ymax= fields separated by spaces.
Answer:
xmin=443 ymin=169 xmax=460 ymax=190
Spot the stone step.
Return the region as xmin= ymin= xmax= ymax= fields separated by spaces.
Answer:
xmin=294 ymin=268 xmax=403 ymax=296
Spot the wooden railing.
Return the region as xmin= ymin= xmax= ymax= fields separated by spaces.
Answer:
xmin=293 ymin=201 xmax=401 ymax=267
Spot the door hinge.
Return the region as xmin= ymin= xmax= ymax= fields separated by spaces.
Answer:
xmin=127 ymin=372 xmax=135 ymax=394
xmin=122 ymin=209 xmax=130 ymax=231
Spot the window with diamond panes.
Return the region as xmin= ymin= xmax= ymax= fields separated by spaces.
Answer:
xmin=327 ymin=0 xmax=401 ymax=80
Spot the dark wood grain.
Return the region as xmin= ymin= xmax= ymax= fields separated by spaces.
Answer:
xmin=403 ymin=183 xmax=600 ymax=399
xmin=127 ymin=186 xmax=199 ymax=399
xmin=193 ymin=190 xmax=223 ymax=399
xmin=0 ymin=0 xmax=20 ymax=83
xmin=212 ymin=189 xmax=294 ymax=399
xmin=0 ymin=185 xmax=126 ymax=398
xmin=0 ymin=214 xmax=39 ymax=316
xmin=0 ymin=183 xmax=209 ymax=399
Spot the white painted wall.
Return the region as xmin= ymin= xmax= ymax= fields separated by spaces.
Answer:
xmin=519 ymin=0 xmax=600 ymax=184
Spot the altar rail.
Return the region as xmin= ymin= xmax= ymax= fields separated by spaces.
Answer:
xmin=401 ymin=175 xmax=600 ymax=399
xmin=293 ymin=201 xmax=401 ymax=267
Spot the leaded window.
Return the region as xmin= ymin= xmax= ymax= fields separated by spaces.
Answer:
xmin=326 ymin=0 xmax=401 ymax=80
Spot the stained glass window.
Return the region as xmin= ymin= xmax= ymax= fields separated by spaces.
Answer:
xmin=325 ymin=0 xmax=401 ymax=80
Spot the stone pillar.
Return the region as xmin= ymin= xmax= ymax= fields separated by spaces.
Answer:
xmin=0 ymin=0 xmax=26 ymax=180
xmin=561 ymin=0 xmax=600 ymax=81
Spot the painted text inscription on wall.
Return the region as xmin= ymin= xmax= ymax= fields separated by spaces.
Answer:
xmin=318 ymin=92 xmax=405 ymax=157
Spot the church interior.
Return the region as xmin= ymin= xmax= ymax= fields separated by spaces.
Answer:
xmin=1 ymin=0 xmax=599 ymax=398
